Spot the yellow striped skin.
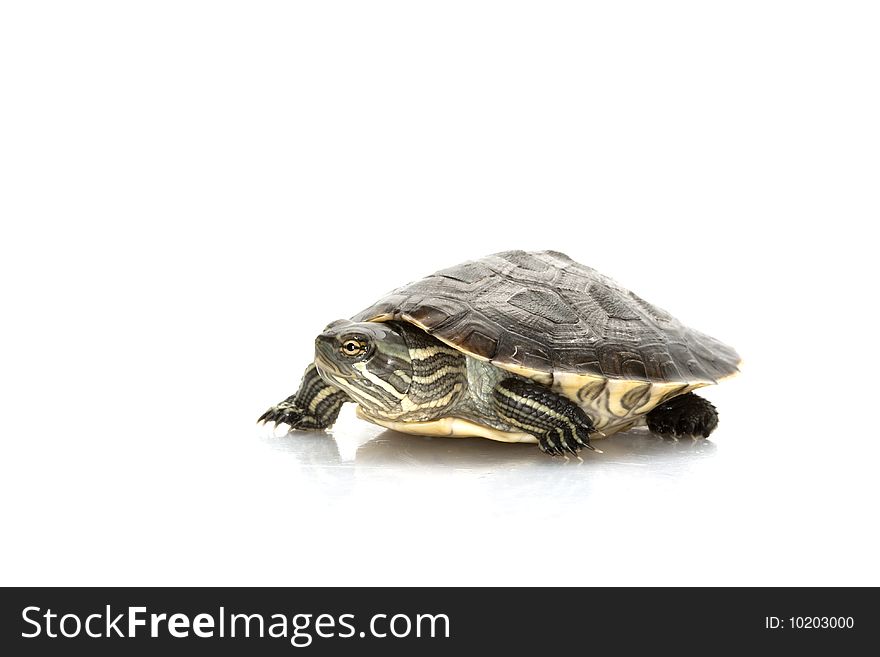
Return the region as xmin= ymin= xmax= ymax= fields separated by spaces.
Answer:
xmin=489 ymin=377 xmax=595 ymax=455
xmin=257 ymin=364 xmax=350 ymax=430
xmin=314 ymin=320 xmax=470 ymax=424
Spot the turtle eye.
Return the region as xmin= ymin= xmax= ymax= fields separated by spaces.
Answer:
xmin=340 ymin=338 xmax=368 ymax=358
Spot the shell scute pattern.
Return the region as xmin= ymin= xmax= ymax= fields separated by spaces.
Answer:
xmin=589 ymin=283 xmax=642 ymax=321
xmin=352 ymin=250 xmax=740 ymax=385
xmin=508 ymin=288 xmax=580 ymax=324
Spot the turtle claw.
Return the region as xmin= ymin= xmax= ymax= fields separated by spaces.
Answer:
xmin=539 ymin=426 xmax=595 ymax=457
xmin=561 ymin=426 xmax=596 ymax=456
xmin=538 ymin=435 xmax=562 ymax=456
xmin=257 ymin=402 xmax=305 ymax=430
xmin=562 ymin=432 xmax=584 ymax=456
xmin=575 ymin=426 xmax=596 ymax=452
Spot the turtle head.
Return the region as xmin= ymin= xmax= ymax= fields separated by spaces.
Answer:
xmin=313 ymin=320 xmax=413 ymax=414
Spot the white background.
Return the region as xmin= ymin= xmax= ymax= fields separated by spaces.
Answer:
xmin=2 ymin=2 xmax=878 ymax=586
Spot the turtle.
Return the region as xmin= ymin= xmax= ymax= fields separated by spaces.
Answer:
xmin=258 ymin=250 xmax=740 ymax=456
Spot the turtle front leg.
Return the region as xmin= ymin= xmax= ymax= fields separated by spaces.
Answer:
xmin=491 ymin=378 xmax=597 ymax=456
xmin=258 ymin=363 xmax=351 ymax=431
xmin=646 ymin=392 xmax=718 ymax=438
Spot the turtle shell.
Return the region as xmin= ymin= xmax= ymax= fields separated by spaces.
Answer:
xmin=351 ymin=250 xmax=740 ymax=386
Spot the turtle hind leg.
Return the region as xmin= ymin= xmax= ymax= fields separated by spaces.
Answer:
xmin=491 ymin=378 xmax=596 ymax=456
xmin=258 ymin=363 xmax=350 ymax=431
xmin=646 ymin=392 xmax=718 ymax=438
